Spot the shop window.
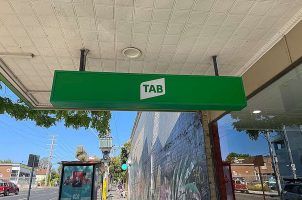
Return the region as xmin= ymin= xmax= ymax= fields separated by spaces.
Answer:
xmin=11 ymin=170 xmax=18 ymax=177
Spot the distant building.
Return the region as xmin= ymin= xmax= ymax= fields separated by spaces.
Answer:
xmin=0 ymin=163 xmax=35 ymax=188
xmin=230 ymin=156 xmax=274 ymax=182
xmin=35 ymin=168 xmax=47 ymax=186
xmin=271 ymin=126 xmax=302 ymax=179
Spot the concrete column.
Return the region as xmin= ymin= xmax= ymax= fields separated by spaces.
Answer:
xmin=200 ymin=111 xmax=217 ymax=200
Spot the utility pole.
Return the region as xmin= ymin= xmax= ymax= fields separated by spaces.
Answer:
xmin=46 ymin=135 xmax=56 ymax=186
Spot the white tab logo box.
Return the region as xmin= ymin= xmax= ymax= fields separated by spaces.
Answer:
xmin=140 ymin=78 xmax=165 ymax=100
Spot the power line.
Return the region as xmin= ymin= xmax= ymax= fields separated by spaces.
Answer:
xmin=0 ymin=119 xmax=48 ymax=143
xmin=60 ymin=142 xmax=75 ymax=154
xmin=0 ymin=120 xmax=48 ymax=150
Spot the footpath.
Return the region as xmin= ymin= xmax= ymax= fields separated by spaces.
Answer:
xmin=108 ymin=186 xmax=126 ymax=200
xmin=248 ymin=190 xmax=279 ymax=196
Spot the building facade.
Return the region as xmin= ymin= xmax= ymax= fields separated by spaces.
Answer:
xmin=35 ymin=168 xmax=47 ymax=186
xmin=231 ymin=156 xmax=274 ymax=183
xmin=0 ymin=163 xmax=35 ymax=188
xmin=129 ymin=112 xmax=210 ymax=200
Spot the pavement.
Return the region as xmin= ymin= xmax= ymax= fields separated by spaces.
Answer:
xmin=0 ymin=187 xmax=58 ymax=200
xmin=236 ymin=192 xmax=280 ymax=200
xmin=108 ymin=186 xmax=126 ymax=200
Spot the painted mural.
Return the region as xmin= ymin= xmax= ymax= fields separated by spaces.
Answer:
xmin=129 ymin=112 xmax=210 ymax=200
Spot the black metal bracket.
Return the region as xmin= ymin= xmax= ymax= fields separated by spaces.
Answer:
xmin=79 ymin=48 xmax=89 ymax=71
xmin=212 ymin=55 xmax=219 ymax=76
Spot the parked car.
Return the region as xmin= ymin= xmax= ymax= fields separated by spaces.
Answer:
xmin=0 ymin=181 xmax=19 ymax=196
xmin=233 ymin=179 xmax=249 ymax=193
xmin=282 ymin=179 xmax=302 ymax=200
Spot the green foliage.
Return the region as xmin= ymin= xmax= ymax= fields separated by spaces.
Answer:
xmin=46 ymin=169 xmax=60 ymax=186
xmin=76 ymin=146 xmax=88 ymax=161
xmin=57 ymin=164 xmax=62 ymax=176
xmin=0 ymin=83 xmax=111 ymax=136
xmin=120 ymin=141 xmax=131 ymax=164
xmin=0 ymin=159 xmax=13 ymax=163
xmin=247 ymin=183 xmax=270 ymax=191
xmin=109 ymin=156 xmax=126 ymax=182
xmin=230 ymin=112 xmax=302 ymax=140
xmin=109 ymin=141 xmax=131 ymax=183
xmin=226 ymin=152 xmax=251 ymax=163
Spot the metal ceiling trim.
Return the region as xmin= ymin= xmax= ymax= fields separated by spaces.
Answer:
xmin=0 ymin=58 xmax=39 ymax=108
xmin=236 ymin=8 xmax=302 ymax=76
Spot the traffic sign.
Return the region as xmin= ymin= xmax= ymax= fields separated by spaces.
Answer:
xmin=51 ymin=71 xmax=246 ymax=111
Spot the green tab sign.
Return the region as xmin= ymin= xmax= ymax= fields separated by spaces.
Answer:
xmin=50 ymin=71 xmax=246 ymax=111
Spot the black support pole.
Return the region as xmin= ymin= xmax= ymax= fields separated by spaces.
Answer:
xmin=27 ymin=156 xmax=35 ymax=200
xmin=212 ymin=55 xmax=219 ymax=76
xmin=79 ymin=48 xmax=89 ymax=71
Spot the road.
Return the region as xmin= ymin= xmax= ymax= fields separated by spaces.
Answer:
xmin=0 ymin=188 xmax=58 ymax=200
xmin=236 ymin=192 xmax=280 ymax=200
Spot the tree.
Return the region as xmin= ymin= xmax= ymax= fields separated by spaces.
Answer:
xmin=48 ymin=169 xmax=60 ymax=186
xmin=226 ymin=152 xmax=251 ymax=163
xmin=230 ymin=112 xmax=302 ymax=140
xmin=120 ymin=141 xmax=131 ymax=164
xmin=75 ymin=146 xmax=88 ymax=161
xmin=0 ymin=159 xmax=13 ymax=163
xmin=109 ymin=156 xmax=124 ymax=182
xmin=0 ymin=83 xmax=111 ymax=136
xmin=109 ymin=141 xmax=131 ymax=183
xmin=38 ymin=157 xmax=50 ymax=169
xmin=57 ymin=164 xmax=62 ymax=176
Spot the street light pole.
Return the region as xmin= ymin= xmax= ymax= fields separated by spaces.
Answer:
xmin=27 ymin=155 xmax=37 ymax=200
xmin=99 ymin=136 xmax=113 ymax=200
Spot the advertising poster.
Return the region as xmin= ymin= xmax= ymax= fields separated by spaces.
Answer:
xmin=60 ymin=165 xmax=93 ymax=200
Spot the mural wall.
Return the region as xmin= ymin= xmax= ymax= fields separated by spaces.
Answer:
xmin=128 ymin=112 xmax=210 ymax=200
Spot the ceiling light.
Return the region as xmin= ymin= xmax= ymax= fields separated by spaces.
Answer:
xmin=0 ymin=52 xmax=34 ymax=59
xmin=252 ymin=110 xmax=262 ymax=114
xmin=122 ymin=47 xmax=142 ymax=59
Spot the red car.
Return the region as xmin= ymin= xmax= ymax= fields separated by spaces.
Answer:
xmin=0 ymin=181 xmax=19 ymax=196
xmin=233 ymin=179 xmax=249 ymax=193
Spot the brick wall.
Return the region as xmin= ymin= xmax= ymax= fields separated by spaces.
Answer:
xmin=0 ymin=165 xmax=12 ymax=180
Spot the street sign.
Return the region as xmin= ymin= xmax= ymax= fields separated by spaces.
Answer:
xmin=27 ymin=154 xmax=40 ymax=200
xmin=50 ymin=71 xmax=246 ymax=111
xmin=27 ymin=154 xmax=40 ymax=168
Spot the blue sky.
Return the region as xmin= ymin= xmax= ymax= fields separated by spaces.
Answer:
xmin=218 ymin=114 xmax=269 ymax=160
xmin=0 ymin=82 xmax=136 ymax=168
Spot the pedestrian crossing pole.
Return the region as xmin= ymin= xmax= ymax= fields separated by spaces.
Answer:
xmin=27 ymin=162 xmax=35 ymax=200
xmin=102 ymin=161 xmax=110 ymax=200
xmin=27 ymin=154 xmax=39 ymax=200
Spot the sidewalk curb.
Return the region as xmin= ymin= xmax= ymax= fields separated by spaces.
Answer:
xmin=246 ymin=190 xmax=280 ymax=197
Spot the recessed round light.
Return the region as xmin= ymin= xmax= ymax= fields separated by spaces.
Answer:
xmin=252 ymin=110 xmax=261 ymax=114
xmin=122 ymin=47 xmax=142 ymax=59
